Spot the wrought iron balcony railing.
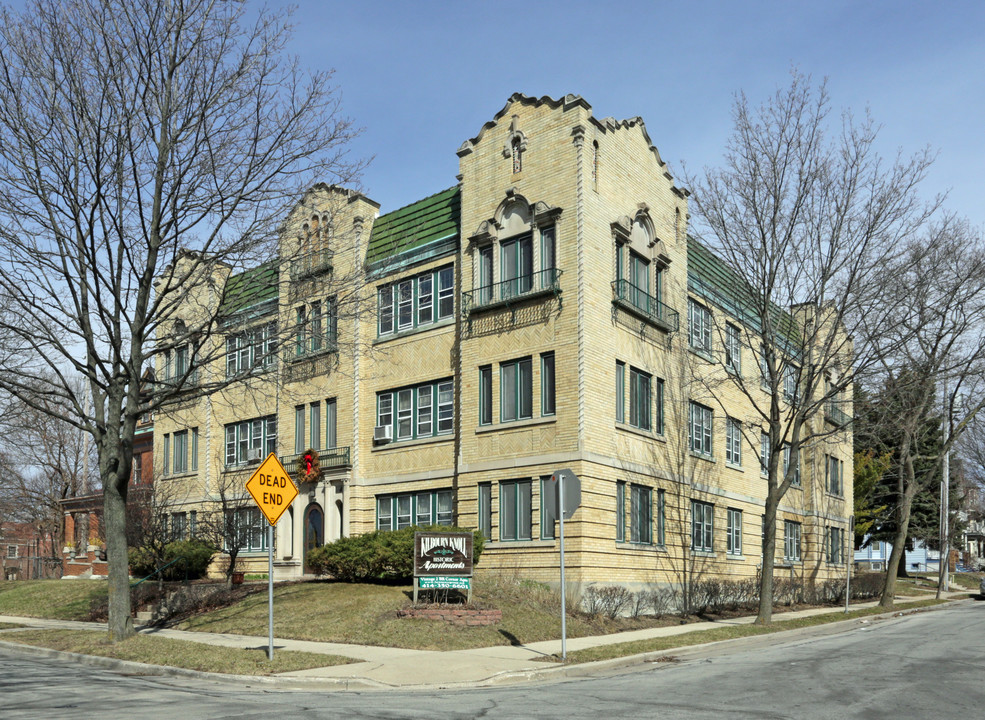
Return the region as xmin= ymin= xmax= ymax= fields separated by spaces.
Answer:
xmin=611 ymin=279 xmax=679 ymax=332
xmin=282 ymin=447 xmax=351 ymax=475
xmin=462 ymin=268 xmax=562 ymax=316
xmin=824 ymin=402 xmax=852 ymax=427
xmin=290 ymin=248 xmax=333 ymax=281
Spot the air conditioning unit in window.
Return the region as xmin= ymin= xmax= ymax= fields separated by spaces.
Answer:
xmin=374 ymin=425 xmax=392 ymax=443
xmin=246 ymin=447 xmax=262 ymax=461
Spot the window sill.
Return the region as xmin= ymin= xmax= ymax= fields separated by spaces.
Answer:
xmin=485 ymin=539 xmax=555 ymax=549
xmin=690 ymin=451 xmax=715 ymax=463
xmin=614 ymin=421 xmax=666 ymax=441
xmin=726 ymin=553 xmax=745 ymax=561
xmin=725 ymin=462 xmax=743 ymax=472
xmin=289 ymin=346 xmax=338 ymax=363
xmin=691 ymin=550 xmax=716 ymax=558
xmin=616 ymin=541 xmax=667 ymax=552
xmin=826 ymin=492 xmax=845 ymax=500
xmin=374 ymin=317 xmax=454 ymax=345
xmin=689 ymin=347 xmax=714 ymax=363
xmin=372 ymin=433 xmax=454 ymax=451
xmin=476 ymin=416 xmax=556 ymax=434
xmin=162 ymin=470 xmax=197 ymax=480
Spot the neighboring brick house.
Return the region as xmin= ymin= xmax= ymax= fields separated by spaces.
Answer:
xmin=60 ymin=408 xmax=154 ymax=578
xmin=153 ymin=93 xmax=854 ymax=593
xmin=1 ymin=522 xmax=59 ymax=580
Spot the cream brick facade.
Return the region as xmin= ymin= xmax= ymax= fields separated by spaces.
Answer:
xmin=153 ymin=93 xmax=853 ymax=592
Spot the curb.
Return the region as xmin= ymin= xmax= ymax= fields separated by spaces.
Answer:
xmin=0 ymin=597 xmax=970 ymax=692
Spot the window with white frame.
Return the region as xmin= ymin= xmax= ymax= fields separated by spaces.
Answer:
xmin=691 ymin=500 xmax=714 ymax=552
xmin=784 ymin=520 xmax=801 ymax=562
xmin=725 ymin=417 xmax=742 ymax=466
xmin=783 ymin=364 xmax=798 ymax=402
xmin=226 ymin=322 xmax=277 ymax=377
xmin=725 ymin=323 xmax=742 ymax=373
xmin=826 ymin=455 xmax=844 ymax=495
xmin=688 ymin=298 xmax=712 ymax=353
xmin=760 ymin=431 xmax=770 ymax=475
xmin=7 ymin=545 xmax=17 ymax=559
xmin=689 ymin=402 xmax=713 ymax=456
xmin=377 ymin=380 xmax=453 ymax=442
xmin=376 ymin=490 xmax=453 ymax=531
xmin=501 ymin=357 xmax=532 ymax=422
xmin=500 ymin=479 xmax=532 ymax=541
xmin=378 ymin=265 xmax=454 ymax=336
xmin=229 ymin=507 xmax=267 ymax=552
xmin=783 ymin=444 xmax=801 ymax=487
xmin=827 ymin=526 xmax=844 ymax=564
xmin=727 ymin=508 xmax=742 ymax=555
xmin=224 ymin=416 xmax=277 ymax=466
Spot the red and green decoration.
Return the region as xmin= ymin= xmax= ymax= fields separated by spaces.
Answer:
xmin=296 ymin=448 xmax=322 ymax=485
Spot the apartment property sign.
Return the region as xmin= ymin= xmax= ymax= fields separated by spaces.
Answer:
xmin=245 ymin=453 xmax=298 ymax=526
xmin=413 ymin=531 xmax=473 ymax=601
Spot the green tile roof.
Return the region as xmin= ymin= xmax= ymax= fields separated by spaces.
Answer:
xmin=366 ymin=186 xmax=460 ymax=268
xmin=687 ymin=237 xmax=800 ymax=347
xmin=218 ymin=260 xmax=279 ymax=318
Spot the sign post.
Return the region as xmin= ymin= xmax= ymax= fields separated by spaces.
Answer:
xmin=549 ymin=469 xmax=581 ymax=661
xmin=245 ymin=452 xmax=298 ymax=661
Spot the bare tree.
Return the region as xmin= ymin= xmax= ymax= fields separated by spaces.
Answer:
xmin=0 ymin=0 xmax=360 ymax=639
xmin=685 ymin=72 xmax=937 ymax=623
xmin=858 ymin=218 xmax=985 ymax=606
xmin=0 ymin=379 xmax=98 ymax=551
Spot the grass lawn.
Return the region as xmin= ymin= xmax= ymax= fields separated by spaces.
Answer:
xmin=0 ymin=629 xmax=354 ymax=675
xmin=0 ymin=580 xmax=106 ymax=620
xmin=947 ymin=572 xmax=983 ymax=591
xmin=180 ymin=575 xmax=628 ymax=651
xmin=558 ymin=598 xmax=949 ymax=664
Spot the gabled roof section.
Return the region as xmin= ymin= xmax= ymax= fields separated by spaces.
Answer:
xmin=218 ymin=261 xmax=279 ymax=319
xmin=687 ymin=237 xmax=800 ymax=348
xmin=366 ymin=186 xmax=460 ymax=271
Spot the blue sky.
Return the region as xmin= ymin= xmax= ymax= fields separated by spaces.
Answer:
xmin=284 ymin=0 xmax=984 ymax=229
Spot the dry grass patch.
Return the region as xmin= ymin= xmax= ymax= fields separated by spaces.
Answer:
xmin=0 ymin=580 xmax=107 ymax=620
xmin=0 ymin=622 xmax=24 ymax=630
xmin=556 ymin=598 xmax=949 ymax=664
xmin=2 ymin=629 xmax=354 ymax=675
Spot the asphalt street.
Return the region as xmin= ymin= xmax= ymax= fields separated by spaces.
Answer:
xmin=5 ymin=600 xmax=983 ymax=720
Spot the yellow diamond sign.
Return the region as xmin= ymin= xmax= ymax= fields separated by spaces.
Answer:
xmin=245 ymin=453 xmax=298 ymax=526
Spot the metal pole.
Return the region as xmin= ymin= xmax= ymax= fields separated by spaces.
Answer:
xmin=558 ymin=472 xmax=566 ymax=662
xmin=845 ymin=515 xmax=854 ymax=613
xmin=937 ymin=383 xmax=950 ymax=599
xmin=268 ymin=523 xmax=274 ymax=661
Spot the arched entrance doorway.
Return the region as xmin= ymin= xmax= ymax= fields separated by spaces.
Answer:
xmin=303 ymin=503 xmax=324 ymax=574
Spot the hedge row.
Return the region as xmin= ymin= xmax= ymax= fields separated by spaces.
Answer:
xmin=306 ymin=525 xmax=484 ymax=582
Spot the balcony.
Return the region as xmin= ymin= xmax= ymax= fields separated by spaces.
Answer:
xmin=611 ymin=279 xmax=679 ymax=332
xmin=282 ymin=447 xmax=351 ymax=476
xmin=290 ymin=248 xmax=333 ymax=281
xmin=462 ymin=269 xmax=563 ymax=317
xmin=825 ymin=402 xmax=852 ymax=427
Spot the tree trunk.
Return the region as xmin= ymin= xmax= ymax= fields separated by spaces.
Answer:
xmin=103 ymin=474 xmax=134 ymax=640
xmin=879 ymin=480 xmax=916 ymax=608
xmin=756 ymin=492 xmax=779 ymax=624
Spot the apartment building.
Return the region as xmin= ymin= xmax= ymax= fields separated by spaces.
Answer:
xmin=154 ymin=93 xmax=853 ymax=591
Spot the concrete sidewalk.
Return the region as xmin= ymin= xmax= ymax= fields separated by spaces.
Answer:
xmin=0 ymin=591 xmax=968 ymax=690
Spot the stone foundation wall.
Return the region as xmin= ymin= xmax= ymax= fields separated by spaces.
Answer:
xmin=397 ymin=606 xmax=502 ymax=626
